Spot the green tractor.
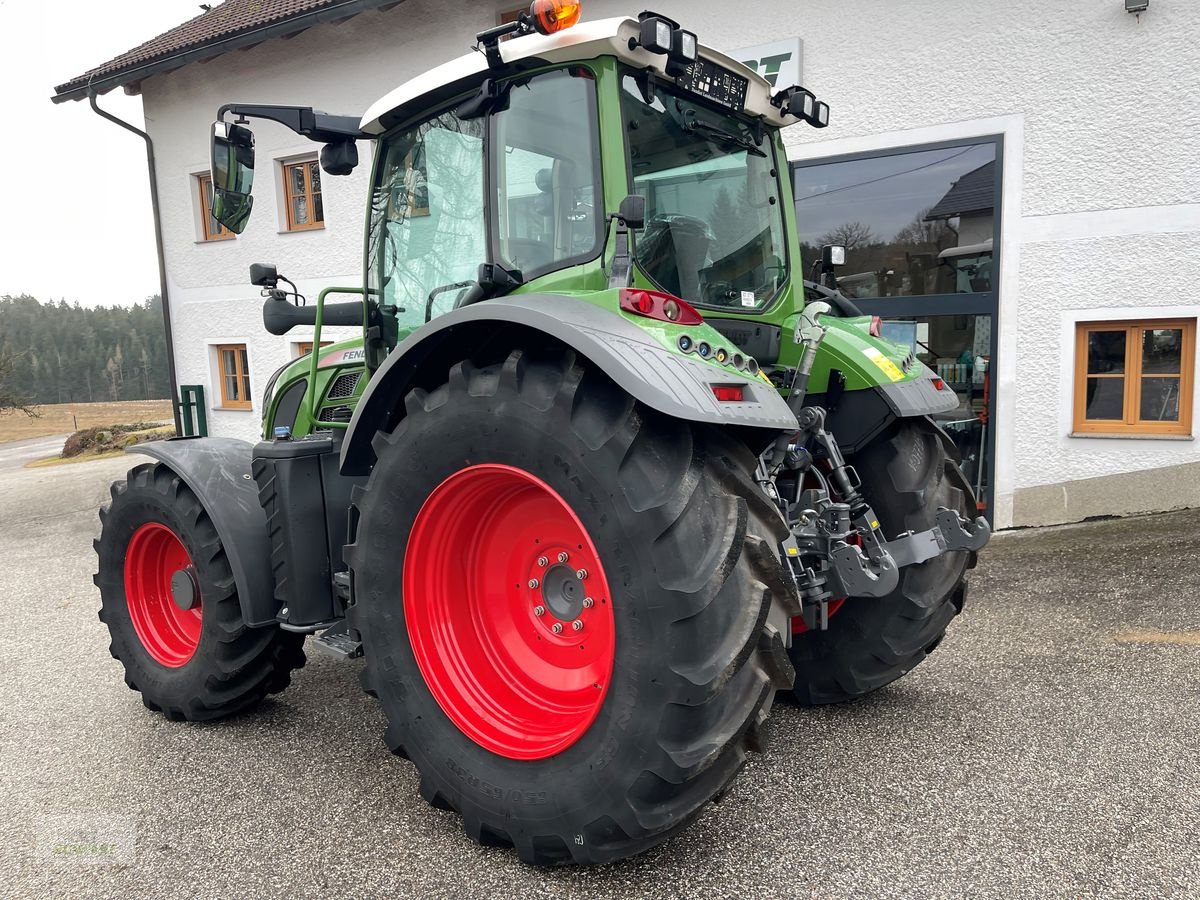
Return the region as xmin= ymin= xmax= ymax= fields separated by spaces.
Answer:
xmin=94 ymin=4 xmax=989 ymax=865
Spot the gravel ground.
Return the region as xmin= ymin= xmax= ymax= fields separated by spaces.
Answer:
xmin=2 ymin=454 xmax=1198 ymax=899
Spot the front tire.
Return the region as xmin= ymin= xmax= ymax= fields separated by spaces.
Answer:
xmin=348 ymin=347 xmax=795 ymax=865
xmin=788 ymin=420 xmax=973 ymax=705
xmin=94 ymin=463 xmax=306 ymax=721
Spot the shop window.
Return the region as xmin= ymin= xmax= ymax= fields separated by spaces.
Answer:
xmin=793 ymin=142 xmax=997 ymax=300
xmin=216 ymin=344 xmax=252 ymax=409
xmin=283 ymin=159 xmax=324 ymax=231
xmin=197 ymin=173 xmax=235 ymax=241
xmin=1073 ymin=320 xmax=1195 ymax=436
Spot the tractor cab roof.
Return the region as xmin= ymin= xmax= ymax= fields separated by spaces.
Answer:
xmin=359 ymin=15 xmax=789 ymax=135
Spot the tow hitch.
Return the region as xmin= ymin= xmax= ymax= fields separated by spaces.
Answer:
xmin=764 ymin=300 xmax=992 ymax=632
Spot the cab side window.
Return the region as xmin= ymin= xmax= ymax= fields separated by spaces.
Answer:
xmin=368 ymin=112 xmax=486 ymax=335
xmin=493 ymin=69 xmax=602 ymax=277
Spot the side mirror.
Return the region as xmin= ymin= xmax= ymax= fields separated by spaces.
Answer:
xmin=210 ymin=121 xmax=256 ymax=234
xmin=618 ymin=194 xmax=646 ymax=230
xmin=249 ymin=263 xmax=278 ymax=288
xmin=822 ymin=244 xmax=847 ymax=267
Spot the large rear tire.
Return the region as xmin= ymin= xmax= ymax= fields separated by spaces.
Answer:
xmin=347 ymin=347 xmax=796 ymax=865
xmin=788 ymin=420 xmax=973 ymax=705
xmin=94 ymin=463 xmax=306 ymax=721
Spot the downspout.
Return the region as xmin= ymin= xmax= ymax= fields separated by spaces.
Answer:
xmin=88 ymin=92 xmax=183 ymax=434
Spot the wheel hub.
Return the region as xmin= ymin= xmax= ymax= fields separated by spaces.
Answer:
xmin=539 ymin=563 xmax=585 ymax=621
xmin=170 ymin=567 xmax=200 ymax=611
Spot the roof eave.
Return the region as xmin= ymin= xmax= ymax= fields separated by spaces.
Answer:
xmin=52 ymin=0 xmax=403 ymax=104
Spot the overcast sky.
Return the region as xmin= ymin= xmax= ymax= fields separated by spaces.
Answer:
xmin=0 ymin=0 xmax=201 ymax=307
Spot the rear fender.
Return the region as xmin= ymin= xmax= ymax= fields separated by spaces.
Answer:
xmin=128 ymin=437 xmax=277 ymax=628
xmin=340 ymin=294 xmax=799 ymax=474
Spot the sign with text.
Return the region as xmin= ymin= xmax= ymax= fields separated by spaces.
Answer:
xmin=735 ymin=38 xmax=803 ymax=90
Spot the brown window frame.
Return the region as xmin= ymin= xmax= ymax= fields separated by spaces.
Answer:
xmin=216 ymin=344 xmax=253 ymax=410
xmin=295 ymin=340 xmax=333 ymax=358
xmin=1072 ymin=319 xmax=1195 ymax=436
xmin=283 ymin=159 xmax=325 ymax=232
xmin=197 ymin=173 xmax=235 ymax=241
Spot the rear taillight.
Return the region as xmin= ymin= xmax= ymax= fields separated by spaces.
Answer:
xmin=869 ymin=316 xmax=882 ymax=337
xmin=619 ymin=289 xmax=704 ymax=325
xmin=932 ymin=378 xmax=947 ymax=391
xmin=711 ymin=385 xmax=745 ymax=402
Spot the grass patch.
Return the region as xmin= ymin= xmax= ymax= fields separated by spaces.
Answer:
xmin=0 ymin=400 xmax=174 ymax=444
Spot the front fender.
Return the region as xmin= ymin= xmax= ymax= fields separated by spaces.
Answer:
xmin=340 ymin=294 xmax=799 ymax=474
xmin=128 ymin=437 xmax=277 ymax=628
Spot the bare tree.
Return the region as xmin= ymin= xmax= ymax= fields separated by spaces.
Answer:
xmin=0 ymin=350 xmax=37 ymax=417
xmin=893 ymin=208 xmax=955 ymax=251
xmin=818 ymin=221 xmax=875 ymax=251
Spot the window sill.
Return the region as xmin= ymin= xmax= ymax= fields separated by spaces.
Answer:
xmin=195 ymin=238 xmax=236 ymax=245
xmin=1069 ymin=431 xmax=1193 ymax=441
xmin=277 ymin=226 xmax=326 ymax=235
xmin=214 ymin=405 xmax=255 ymax=413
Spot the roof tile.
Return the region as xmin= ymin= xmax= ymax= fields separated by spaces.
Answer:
xmin=54 ymin=0 xmax=377 ymax=97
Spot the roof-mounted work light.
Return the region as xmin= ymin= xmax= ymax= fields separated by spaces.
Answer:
xmin=631 ymin=11 xmax=698 ymax=77
xmin=773 ymin=85 xmax=831 ymax=129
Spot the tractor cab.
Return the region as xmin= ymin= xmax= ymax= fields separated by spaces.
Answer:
xmin=207 ymin=7 xmax=832 ymax=372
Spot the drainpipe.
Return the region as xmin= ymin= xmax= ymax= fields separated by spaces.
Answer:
xmin=88 ymin=92 xmax=183 ymax=434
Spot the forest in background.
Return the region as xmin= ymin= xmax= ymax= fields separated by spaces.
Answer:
xmin=0 ymin=295 xmax=171 ymax=407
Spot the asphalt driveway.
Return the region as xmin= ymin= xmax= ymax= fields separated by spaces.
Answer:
xmin=3 ymin=454 xmax=1198 ymax=898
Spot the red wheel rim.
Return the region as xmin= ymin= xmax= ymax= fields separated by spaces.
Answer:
xmin=404 ymin=464 xmax=616 ymax=760
xmin=123 ymin=522 xmax=202 ymax=667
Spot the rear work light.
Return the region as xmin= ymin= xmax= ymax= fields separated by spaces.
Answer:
xmin=619 ymin=289 xmax=704 ymax=325
xmin=711 ymin=385 xmax=745 ymax=402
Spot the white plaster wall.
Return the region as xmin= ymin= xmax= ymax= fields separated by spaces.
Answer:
xmin=764 ymin=0 xmax=1200 ymax=527
xmin=138 ymin=0 xmax=1200 ymax=523
xmin=144 ymin=0 xmax=524 ymax=442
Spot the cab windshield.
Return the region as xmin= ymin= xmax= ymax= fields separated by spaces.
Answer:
xmin=620 ymin=72 xmax=788 ymax=312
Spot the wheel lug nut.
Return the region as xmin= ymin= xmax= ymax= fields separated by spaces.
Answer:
xmin=551 ymin=622 xmax=563 ymax=634
xmin=528 ymin=578 xmax=539 ymax=589
xmin=534 ymin=605 xmax=545 ymax=617
xmin=576 ymin=568 xmax=588 ymax=580
xmin=537 ymin=556 xmax=548 ymax=567
xmin=582 ymin=597 xmax=594 ymax=609
xmin=572 ymin=620 xmax=584 ymax=632
xmin=557 ymin=551 xmax=569 ymax=563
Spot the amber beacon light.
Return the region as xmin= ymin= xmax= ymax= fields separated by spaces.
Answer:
xmin=530 ymin=0 xmax=582 ymax=34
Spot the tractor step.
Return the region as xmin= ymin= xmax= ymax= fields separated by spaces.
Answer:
xmin=312 ymin=622 xmax=363 ymax=660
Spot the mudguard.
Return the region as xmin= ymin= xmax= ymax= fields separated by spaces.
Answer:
xmin=340 ymin=293 xmax=799 ymax=474
xmin=128 ymin=437 xmax=277 ymax=628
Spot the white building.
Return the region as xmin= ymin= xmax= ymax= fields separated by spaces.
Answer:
xmin=54 ymin=0 xmax=1200 ymax=529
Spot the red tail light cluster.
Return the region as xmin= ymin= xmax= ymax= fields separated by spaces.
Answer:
xmin=711 ymin=385 xmax=745 ymax=402
xmin=619 ymin=289 xmax=704 ymax=326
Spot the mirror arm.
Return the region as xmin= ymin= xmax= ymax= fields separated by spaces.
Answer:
xmin=217 ymin=104 xmax=366 ymax=143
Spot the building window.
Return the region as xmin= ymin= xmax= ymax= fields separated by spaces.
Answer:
xmin=197 ymin=173 xmax=235 ymax=241
xmin=283 ymin=159 xmax=324 ymax=231
xmin=216 ymin=344 xmax=252 ymax=409
xmin=295 ymin=341 xmax=332 ymax=357
xmin=1073 ymin=320 xmax=1195 ymax=436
